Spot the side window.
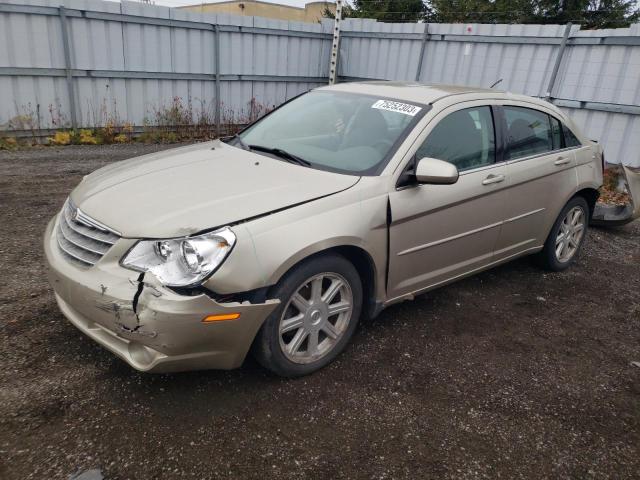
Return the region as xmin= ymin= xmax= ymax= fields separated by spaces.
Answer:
xmin=504 ymin=106 xmax=552 ymax=160
xmin=562 ymin=124 xmax=582 ymax=147
xmin=416 ymin=106 xmax=496 ymax=171
xmin=550 ymin=116 xmax=563 ymax=150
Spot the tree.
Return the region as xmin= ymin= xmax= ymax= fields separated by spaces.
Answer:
xmin=428 ymin=0 xmax=639 ymax=27
xmin=323 ymin=0 xmax=639 ymax=29
xmin=427 ymin=0 xmax=534 ymax=23
xmin=532 ymin=0 xmax=639 ymax=28
xmin=324 ymin=0 xmax=428 ymax=23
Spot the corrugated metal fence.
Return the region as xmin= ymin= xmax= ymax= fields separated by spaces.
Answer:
xmin=0 ymin=0 xmax=332 ymax=134
xmin=0 ymin=0 xmax=638 ymax=166
xmin=339 ymin=19 xmax=640 ymax=167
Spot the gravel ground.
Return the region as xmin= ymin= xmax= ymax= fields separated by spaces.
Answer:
xmin=1 ymin=144 xmax=639 ymax=480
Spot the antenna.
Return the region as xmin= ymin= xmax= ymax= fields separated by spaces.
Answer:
xmin=490 ymin=79 xmax=503 ymax=89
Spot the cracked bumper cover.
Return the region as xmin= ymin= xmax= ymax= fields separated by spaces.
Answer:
xmin=44 ymin=217 xmax=279 ymax=373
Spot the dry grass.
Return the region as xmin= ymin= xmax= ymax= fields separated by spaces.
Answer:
xmin=599 ymin=165 xmax=631 ymax=206
xmin=3 ymin=96 xmax=274 ymax=148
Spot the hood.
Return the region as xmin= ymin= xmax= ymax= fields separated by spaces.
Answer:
xmin=71 ymin=141 xmax=360 ymax=238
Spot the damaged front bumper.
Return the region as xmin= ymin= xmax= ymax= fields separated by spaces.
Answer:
xmin=44 ymin=217 xmax=279 ymax=373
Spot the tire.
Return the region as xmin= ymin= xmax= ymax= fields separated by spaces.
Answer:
xmin=536 ymin=196 xmax=590 ymax=271
xmin=253 ymin=254 xmax=363 ymax=377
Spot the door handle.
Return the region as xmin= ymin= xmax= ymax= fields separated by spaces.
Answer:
xmin=554 ymin=156 xmax=571 ymax=166
xmin=482 ymin=174 xmax=505 ymax=185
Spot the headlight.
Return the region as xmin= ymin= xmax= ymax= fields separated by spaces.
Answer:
xmin=121 ymin=227 xmax=236 ymax=287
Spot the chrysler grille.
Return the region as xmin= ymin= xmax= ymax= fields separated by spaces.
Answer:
xmin=56 ymin=200 xmax=120 ymax=267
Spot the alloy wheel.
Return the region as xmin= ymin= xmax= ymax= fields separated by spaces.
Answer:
xmin=555 ymin=206 xmax=586 ymax=263
xmin=278 ymin=273 xmax=353 ymax=364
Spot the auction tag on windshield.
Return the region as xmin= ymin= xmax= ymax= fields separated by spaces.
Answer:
xmin=372 ymin=100 xmax=421 ymax=116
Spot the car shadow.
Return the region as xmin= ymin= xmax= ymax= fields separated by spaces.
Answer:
xmin=40 ymin=245 xmax=586 ymax=420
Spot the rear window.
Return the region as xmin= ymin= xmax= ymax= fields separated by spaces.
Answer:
xmin=504 ymin=106 xmax=552 ymax=160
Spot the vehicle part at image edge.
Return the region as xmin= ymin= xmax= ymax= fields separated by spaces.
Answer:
xmin=592 ymin=165 xmax=640 ymax=227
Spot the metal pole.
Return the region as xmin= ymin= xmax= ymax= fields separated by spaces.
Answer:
xmin=59 ymin=6 xmax=77 ymax=129
xmin=328 ymin=0 xmax=342 ymax=85
xmin=214 ymin=24 xmax=221 ymax=137
xmin=546 ymin=22 xmax=573 ymax=99
xmin=415 ymin=23 xmax=429 ymax=82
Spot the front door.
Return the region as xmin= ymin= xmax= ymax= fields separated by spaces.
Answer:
xmin=387 ymin=104 xmax=508 ymax=300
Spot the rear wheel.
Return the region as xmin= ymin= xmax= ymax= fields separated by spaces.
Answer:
xmin=537 ymin=196 xmax=589 ymax=271
xmin=253 ymin=254 xmax=362 ymax=377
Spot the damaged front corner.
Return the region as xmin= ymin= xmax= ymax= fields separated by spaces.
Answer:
xmin=92 ymin=273 xmax=150 ymax=336
xmin=94 ymin=299 xmax=134 ymax=321
xmin=123 ymin=271 xmax=159 ymax=338
xmin=60 ymin=267 xmax=282 ymax=371
xmin=115 ymin=321 xmax=158 ymax=338
xmin=131 ymin=272 xmax=145 ymax=322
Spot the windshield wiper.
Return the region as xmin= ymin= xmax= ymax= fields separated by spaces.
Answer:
xmin=248 ymin=145 xmax=312 ymax=167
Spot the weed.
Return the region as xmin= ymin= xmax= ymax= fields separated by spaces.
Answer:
xmin=4 ymin=93 xmax=276 ymax=146
xmin=48 ymin=103 xmax=68 ymax=129
xmin=142 ymin=96 xmax=217 ymax=141
xmin=78 ymin=130 xmax=98 ymax=145
xmin=0 ymin=136 xmax=18 ymax=150
xmin=220 ymin=97 xmax=274 ymax=135
xmin=49 ymin=131 xmax=72 ymax=146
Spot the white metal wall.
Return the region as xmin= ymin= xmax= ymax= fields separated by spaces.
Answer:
xmin=339 ymin=19 xmax=640 ymax=167
xmin=0 ymin=0 xmax=331 ymax=129
xmin=556 ymin=26 xmax=640 ymax=166
xmin=0 ymin=0 xmax=638 ymax=166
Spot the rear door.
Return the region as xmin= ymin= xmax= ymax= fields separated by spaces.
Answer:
xmin=387 ymin=103 xmax=508 ymax=300
xmin=493 ymin=105 xmax=580 ymax=261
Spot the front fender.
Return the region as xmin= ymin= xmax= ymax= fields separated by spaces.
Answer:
xmin=250 ymin=191 xmax=388 ymax=297
xmin=265 ymin=236 xmax=376 ymax=287
xmin=205 ymin=184 xmax=389 ymax=300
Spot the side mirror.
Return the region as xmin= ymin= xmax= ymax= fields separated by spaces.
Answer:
xmin=415 ymin=157 xmax=459 ymax=185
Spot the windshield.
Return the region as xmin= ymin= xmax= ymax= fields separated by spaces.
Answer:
xmin=237 ymin=91 xmax=425 ymax=175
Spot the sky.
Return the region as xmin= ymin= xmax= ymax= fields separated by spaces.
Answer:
xmin=150 ymin=0 xmax=327 ymax=7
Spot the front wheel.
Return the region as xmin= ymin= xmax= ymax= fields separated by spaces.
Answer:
xmin=537 ymin=196 xmax=589 ymax=271
xmin=253 ymin=254 xmax=362 ymax=377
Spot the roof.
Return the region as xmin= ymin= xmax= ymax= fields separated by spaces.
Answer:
xmin=318 ymin=81 xmax=516 ymax=105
